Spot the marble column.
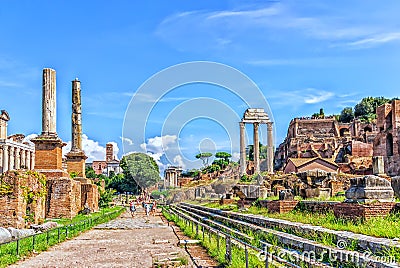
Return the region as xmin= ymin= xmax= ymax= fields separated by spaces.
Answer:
xmin=21 ymin=149 xmax=26 ymax=169
xmin=30 ymin=151 xmax=35 ymax=170
xmin=239 ymin=122 xmax=247 ymax=176
xmin=267 ymin=123 xmax=274 ymax=173
xmin=42 ymin=68 xmax=57 ymax=136
xmin=14 ymin=148 xmax=20 ymax=170
xmin=26 ymin=150 xmax=31 ymax=170
xmin=253 ymin=123 xmax=260 ymax=174
xmin=2 ymin=145 xmax=8 ymax=173
xmin=9 ymin=146 xmax=14 ymax=170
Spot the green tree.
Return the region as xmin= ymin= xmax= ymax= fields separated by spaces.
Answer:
xmin=215 ymin=152 xmax=231 ymax=162
xmin=195 ymin=152 xmax=213 ymax=167
xmin=354 ymin=97 xmax=390 ymax=122
xmin=119 ymin=153 xmax=160 ymax=192
xmin=339 ymin=107 xmax=354 ymax=123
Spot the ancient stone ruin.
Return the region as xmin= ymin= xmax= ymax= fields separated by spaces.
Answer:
xmin=239 ymin=108 xmax=274 ymax=175
xmin=334 ymin=175 xmax=395 ymax=219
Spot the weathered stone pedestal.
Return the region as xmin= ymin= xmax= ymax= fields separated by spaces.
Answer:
xmin=32 ymin=136 xmax=65 ymax=171
xmin=334 ymin=175 xmax=395 ymax=220
xmin=66 ymin=151 xmax=87 ymax=177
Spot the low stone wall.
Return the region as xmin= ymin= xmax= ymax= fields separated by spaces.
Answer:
xmin=334 ymin=202 xmax=396 ymax=220
xmin=183 ymin=203 xmax=400 ymax=253
xmin=46 ymin=177 xmax=81 ymax=219
xmin=266 ymin=200 xmax=298 ymax=213
xmin=298 ymin=200 xmax=340 ymax=213
xmin=0 ymin=171 xmax=46 ymax=228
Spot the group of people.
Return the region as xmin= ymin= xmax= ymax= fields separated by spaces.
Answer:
xmin=129 ymin=193 xmax=157 ymax=218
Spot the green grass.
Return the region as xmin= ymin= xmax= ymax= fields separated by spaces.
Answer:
xmin=0 ymin=206 xmax=124 ymax=268
xmin=163 ymin=208 xmax=271 ymax=268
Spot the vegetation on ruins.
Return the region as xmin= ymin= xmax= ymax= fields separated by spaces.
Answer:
xmin=337 ymin=96 xmax=393 ymax=123
xmin=195 ymin=152 xmax=213 ymax=167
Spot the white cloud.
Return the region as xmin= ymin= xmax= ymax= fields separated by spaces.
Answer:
xmin=23 ymin=133 xmax=38 ymax=146
xmin=346 ymin=32 xmax=400 ymax=48
xmin=140 ymin=135 xmax=177 ymax=154
xmin=173 ymin=155 xmax=185 ymax=168
xmin=120 ymin=136 xmax=134 ymax=146
xmin=303 ymin=90 xmax=334 ymax=104
xmin=61 ymin=134 xmax=118 ymax=163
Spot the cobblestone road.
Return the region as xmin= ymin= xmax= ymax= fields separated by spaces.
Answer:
xmin=10 ymin=208 xmax=195 ymax=268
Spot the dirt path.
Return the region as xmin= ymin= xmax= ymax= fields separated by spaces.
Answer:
xmin=10 ymin=208 xmax=218 ymax=268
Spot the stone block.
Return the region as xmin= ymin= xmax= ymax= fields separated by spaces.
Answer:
xmin=345 ymin=175 xmax=394 ymax=203
xmin=278 ymin=189 xmax=294 ymax=200
xmin=373 ymin=156 xmax=385 ymax=175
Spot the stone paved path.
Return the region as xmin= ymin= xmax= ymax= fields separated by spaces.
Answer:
xmin=10 ymin=208 xmax=212 ymax=268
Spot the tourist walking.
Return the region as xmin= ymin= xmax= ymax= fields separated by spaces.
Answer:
xmin=129 ymin=200 xmax=136 ymax=217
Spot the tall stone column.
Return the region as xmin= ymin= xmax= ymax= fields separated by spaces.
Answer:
xmin=26 ymin=150 xmax=31 ymax=170
xmin=71 ymin=78 xmax=82 ymax=152
xmin=42 ymin=68 xmax=57 ymax=136
xmin=21 ymin=149 xmax=26 ymax=169
xmin=239 ymin=122 xmax=247 ymax=176
xmin=32 ymin=68 xmax=66 ymax=174
xmin=66 ymin=78 xmax=88 ymax=178
xmin=14 ymin=148 xmax=20 ymax=170
xmin=267 ymin=123 xmax=274 ymax=173
xmin=2 ymin=145 xmax=8 ymax=173
xmin=253 ymin=123 xmax=260 ymax=174
xmin=30 ymin=151 xmax=35 ymax=170
xmin=9 ymin=146 xmax=14 ymax=170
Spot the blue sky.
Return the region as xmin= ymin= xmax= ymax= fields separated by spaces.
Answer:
xmin=1 ymin=1 xmax=400 ymax=171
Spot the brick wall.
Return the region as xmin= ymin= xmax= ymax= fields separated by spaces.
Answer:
xmin=259 ymin=200 xmax=299 ymax=213
xmin=0 ymin=171 xmax=46 ymax=228
xmin=81 ymin=183 xmax=99 ymax=212
xmin=46 ymin=178 xmax=81 ymax=219
xmin=333 ymin=202 xmax=395 ymax=220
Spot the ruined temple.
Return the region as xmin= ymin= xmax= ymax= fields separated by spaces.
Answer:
xmin=276 ymin=116 xmax=377 ymax=174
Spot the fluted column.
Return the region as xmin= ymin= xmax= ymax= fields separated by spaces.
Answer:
xmin=253 ymin=123 xmax=260 ymax=174
xmin=30 ymin=151 xmax=35 ymax=170
xmin=26 ymin=150 xmax=31 ymax=170
xmin=267 ymin=122 xmax=274 ymax=173
xmin=14 ymin=148 xmax=20 ymax=170
xmin=9 ymin=146 xmax=14 ymax=170
xmin=42 ymin=68 xmax=57 ymax=135
xmin=2 ymin=145 xmax=8 ymax=172
xmin=239 ymin=122 xmax=247 ymax=176
xmin=21 ymin=149 xmax=26 ymax=169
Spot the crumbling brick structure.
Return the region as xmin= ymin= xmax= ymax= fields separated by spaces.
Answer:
xmin=0 ymin=171 xmax=46 ymax=228
xmin=373 ymin=100 xmax=400 ymax=176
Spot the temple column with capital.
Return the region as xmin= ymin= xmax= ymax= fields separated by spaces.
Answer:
xmin=253 ymin=123 xmax=260 ymax=174
xmin=239 ymin=122 xmax=247 ymax=176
